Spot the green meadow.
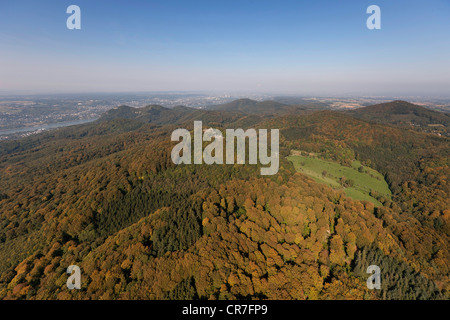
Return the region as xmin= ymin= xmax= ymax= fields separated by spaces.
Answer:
xmin=287 ymin=153 xmax=392 ymax=206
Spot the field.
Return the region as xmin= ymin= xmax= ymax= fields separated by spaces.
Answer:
xmin=287 ymin=152 xmax=392 ymax=206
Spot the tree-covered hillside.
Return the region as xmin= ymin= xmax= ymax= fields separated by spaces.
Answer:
xmin=0 ymin=101 xmax=448 ymax=300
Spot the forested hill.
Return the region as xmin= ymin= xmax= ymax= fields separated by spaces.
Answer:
xmin=0 ymin=101 xmax=448 ymax=300
xmin=99 ymin=99 xmax=313 ymax=125
xmin=345 ymin=100 xmax=450 ymax=134
xmin=99 ymin=103 xmax=265 ymax=128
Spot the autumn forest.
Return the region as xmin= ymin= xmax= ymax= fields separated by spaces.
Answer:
xmin=0 ymin=100 xmax=448 ymax=300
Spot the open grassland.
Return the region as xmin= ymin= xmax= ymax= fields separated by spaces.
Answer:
xmin=287 ymin=153 xmax=392 ymax=206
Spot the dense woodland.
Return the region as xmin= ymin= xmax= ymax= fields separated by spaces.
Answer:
xmin=0 ymin=100 xmax=448 ymax=299
xmin=346 ymin=100 xmax=450 ymax=136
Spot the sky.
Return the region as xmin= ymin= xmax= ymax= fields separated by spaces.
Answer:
xmin=1 ymin=0 xmax=450 ymax=96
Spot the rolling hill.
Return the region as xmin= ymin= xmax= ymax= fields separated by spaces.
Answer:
xmin=345 ymin=100 xmax=450 ymax=135
xmin=99 ymin=103 xmax=265 ymax=128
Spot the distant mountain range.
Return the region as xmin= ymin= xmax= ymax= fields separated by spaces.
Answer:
xmin=100 ymin=98 xmax=327 ymax=125
xmin=100 ymin=99 xmax=450 ymax=135
xmin=99 ymin=103 xmax=265 ymax=128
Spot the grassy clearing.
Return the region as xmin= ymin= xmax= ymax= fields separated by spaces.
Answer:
xmin=287 ymin=153 xmax=391 ymax=206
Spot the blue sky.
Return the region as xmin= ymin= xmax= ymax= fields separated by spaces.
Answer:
xmin=1 ymin=0 xmax=449 ymax=95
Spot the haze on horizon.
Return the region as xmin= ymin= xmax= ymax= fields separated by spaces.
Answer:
xmin=1 ymin=0 xmax=450 ymax=96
